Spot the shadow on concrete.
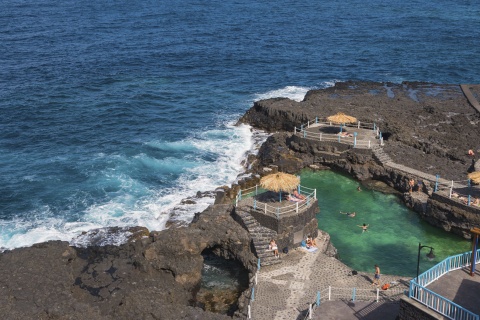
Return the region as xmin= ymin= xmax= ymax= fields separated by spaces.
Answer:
xmin=313 ymin=300 xmax=401 ymax=320
xmin=453 ymin=276 xmax=480 ymax=315
xmin=317 ymin=126 xmax=342 ymax=134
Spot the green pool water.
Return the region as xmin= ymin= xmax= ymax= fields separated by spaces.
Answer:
xmin=300 ymin=169 xmax=471 ymax=277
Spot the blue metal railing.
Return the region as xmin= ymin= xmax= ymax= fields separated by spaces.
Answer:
xmin=410 ymin=249 xmax=480 ymax=320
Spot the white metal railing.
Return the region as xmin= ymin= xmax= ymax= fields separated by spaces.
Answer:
xmin=304 ymin=285 xmax=407 ymax=319
xmin=293 ymin=117 xmax=382 ymax=149
xmin=409 ymin=249 xmax=480 ymax=320
xmin=235 ymin=185 xmax=317 ymax=217
xmin=248 ymin=258 xmax=261 ymax=319
xmin=433 ymin=176 xmax=480 ymax=208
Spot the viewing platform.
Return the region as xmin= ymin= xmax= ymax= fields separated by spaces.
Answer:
xmin=234 ymin=184 xmax=319 ymax=267
xmin=294 ymin=118 xmax=382 ymax=149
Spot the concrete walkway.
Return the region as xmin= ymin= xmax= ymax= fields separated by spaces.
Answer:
xmin=251 ymin=233 xmax=411 ymax=320
xmin=460 ymin=84 xmax=480 ymax=113
xmin=424 ymin=267 xmax=480 ymax=316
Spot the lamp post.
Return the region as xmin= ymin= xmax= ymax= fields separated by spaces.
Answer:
xmin=416 ymin=242 xmax=435 ymax=283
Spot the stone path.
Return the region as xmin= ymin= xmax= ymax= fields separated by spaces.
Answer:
xmin=250 ymin=233 xmax=411 ymax=320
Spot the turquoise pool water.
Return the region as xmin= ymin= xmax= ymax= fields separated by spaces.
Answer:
xmin=300 ymin=169 xmax=471 ymax=277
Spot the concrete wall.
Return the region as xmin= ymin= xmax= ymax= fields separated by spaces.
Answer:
xmin=398 ymin=296 xmax=443 ymax=320
xmin=250 ymin=199 xmax=319 ymax=249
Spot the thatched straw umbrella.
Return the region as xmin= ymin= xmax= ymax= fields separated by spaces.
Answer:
xmin=468 ymin=171 xmax=480 ymax=184
xmin=260 ymin=172 xmax=300 ymax=201
xmin=327 ymin=112 xmax=357 ymax=123
xmin=327 ymin=112 xmax=358 ymax=133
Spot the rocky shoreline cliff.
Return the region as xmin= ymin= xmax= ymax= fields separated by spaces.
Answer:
xmin=1 ymin=81 xmax=479 ymax=319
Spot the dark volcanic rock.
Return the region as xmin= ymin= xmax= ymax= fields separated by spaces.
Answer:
xmin=240 ymin=81 xmax=480 ymax=238
xmin=241 ymin=81 xmax=480 ymax=181
xmin=0 ymin=204 xmax=255 ymax=319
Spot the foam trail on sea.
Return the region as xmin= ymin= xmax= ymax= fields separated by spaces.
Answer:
xmin=0 ymin=120 xmax=260 ymax=251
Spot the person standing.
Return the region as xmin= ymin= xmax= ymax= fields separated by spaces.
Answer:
xmin=373 ymin=264 xmax=381 ymax=286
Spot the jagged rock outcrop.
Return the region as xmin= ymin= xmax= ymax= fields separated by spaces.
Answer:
xmin=241 ymin=81 xmax=480 ymax=181
xmin=0 ymin=204 xmax=255 ymax=319
xmin=239 ymin=81 xmax=480 ymax=238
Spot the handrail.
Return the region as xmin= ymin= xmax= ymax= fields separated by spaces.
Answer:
xmin=235 ymin=184 xmax=317 ymax=217
xmin=294 ymin=120 xmax=380 ymax=149
xmin=409 ymin=249 xmax=480 ymax=320
xmin=247 ymin=258 xmax=261 ymax=319
xmin=409 ymin=282 xmax=479 ymax=320
xmin=304 ymin=285 xmax=407 ymax=319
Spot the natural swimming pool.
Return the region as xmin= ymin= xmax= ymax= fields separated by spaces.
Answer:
xmin=300 ymin=169 xmax=471 ymax=277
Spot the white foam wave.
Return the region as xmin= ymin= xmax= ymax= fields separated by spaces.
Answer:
xmin=253 ymin=82 xmax=339 ymax=102
xmin=255 ymin=85 xmax=312 ymax=102
xmin=0 ymin=120 xmax=261 ymax=252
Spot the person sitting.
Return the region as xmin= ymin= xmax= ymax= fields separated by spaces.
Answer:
xmin=293 ymin=189 xmax=306 ymax=200
xmin=269 ymin=239 xmax=279 ymax=258
xmin=306 ymin=235 xmax=317 ymax=248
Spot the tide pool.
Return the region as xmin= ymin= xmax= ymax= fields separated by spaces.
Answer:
xmin=300 ymin=169 xmax=471 ymax=277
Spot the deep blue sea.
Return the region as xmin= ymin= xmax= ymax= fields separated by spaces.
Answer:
xmin=1 ymin=0 xmax=479 ymax=250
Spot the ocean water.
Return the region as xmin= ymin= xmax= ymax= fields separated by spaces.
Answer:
xmin=1 ymin=0 xmax=479 ymax=250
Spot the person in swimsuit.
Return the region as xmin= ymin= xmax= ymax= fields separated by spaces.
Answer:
xmin=358 ymin=223 xmax=369 ymax=232
xmin=269 ymin=239 xmax=279 ymax=258
xmin=306 ymin=235 xmax=317 ymax=248
xmin=373 ymin=264 xmax=381 ymax=286
xmin=293 ymin=189 xmax=306 ymax=200
xmin=340 ymin=211 xmax=356 ymax=217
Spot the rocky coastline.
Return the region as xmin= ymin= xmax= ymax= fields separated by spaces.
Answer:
xmin=1 ymin=81 xmax=480 ymax=319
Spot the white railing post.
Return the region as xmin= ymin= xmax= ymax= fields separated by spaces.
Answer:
xmin=376 ymin=288 xmax=379 ymax=302
xmin=358 ymin=121 xmax=360 ymax=128
xmin=307 ymin=120 xmax=310 ymax=128
xmin=368 ymin=140 xmax=371 ymax=149
xmin=255 ymin=272 xmax=258 ymax=285
xmin=248 ymin=305 xmax=251 ymax=319
xmin=319 ymin=132 xmax=322 ymax=141
xmin=308 ymin=304 xmax=312 ymax=319
xmin=264 ymin=203 xmax=267 ymax=214
xmin=296 ymin=202 xmax=299 ymax=213
xmin=314 ymin=189 xmax=317 ymax=199
xmin=449 ymin=181 xmax=453 ymax=198
xmin=328 ymin=286 xmax=331 ymax=300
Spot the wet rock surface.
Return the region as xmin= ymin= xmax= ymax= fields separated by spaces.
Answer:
xmin=0 ymin=204 xmax=255 ymax=319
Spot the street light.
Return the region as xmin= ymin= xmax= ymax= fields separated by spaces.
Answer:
xmin=416 ymin=242 xmax=435 ymax=283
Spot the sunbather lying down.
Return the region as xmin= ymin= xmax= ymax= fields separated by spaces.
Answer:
xmin=287 ymin=195 xmax=302 ymax=202
xmin=293 ymin=190 xmax=306 ymax=200
xmin=338 ymin=131 xmax=353 ymax=137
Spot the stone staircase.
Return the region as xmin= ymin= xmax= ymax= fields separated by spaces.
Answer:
xmin=371 ymin=145 xmax=393 ymax=165
xmin=235 ymin=207 xmax=282 ymax=266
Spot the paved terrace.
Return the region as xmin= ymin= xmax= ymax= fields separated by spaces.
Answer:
xmin=424 ymin=267 xmax=480 ymax=317
xmin=251 ymin=234 xmax=480 ymax=319
xmin=251 ymin=233 xmax=412 ymax=320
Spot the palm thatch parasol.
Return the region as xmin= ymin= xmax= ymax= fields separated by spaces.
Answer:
xmin=327 ymin=112 xmax=357 ymax=124
xmin=468 ymin=171 xmax=480 ymax=184
xmin=260 ymin=172 xmax=300 ymax=201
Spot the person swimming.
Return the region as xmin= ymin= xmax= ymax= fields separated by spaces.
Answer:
xmin=340 ymin=211 xmax=356 ymax=217
xmin=357 ymin=223 xmax=369 ymax=232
